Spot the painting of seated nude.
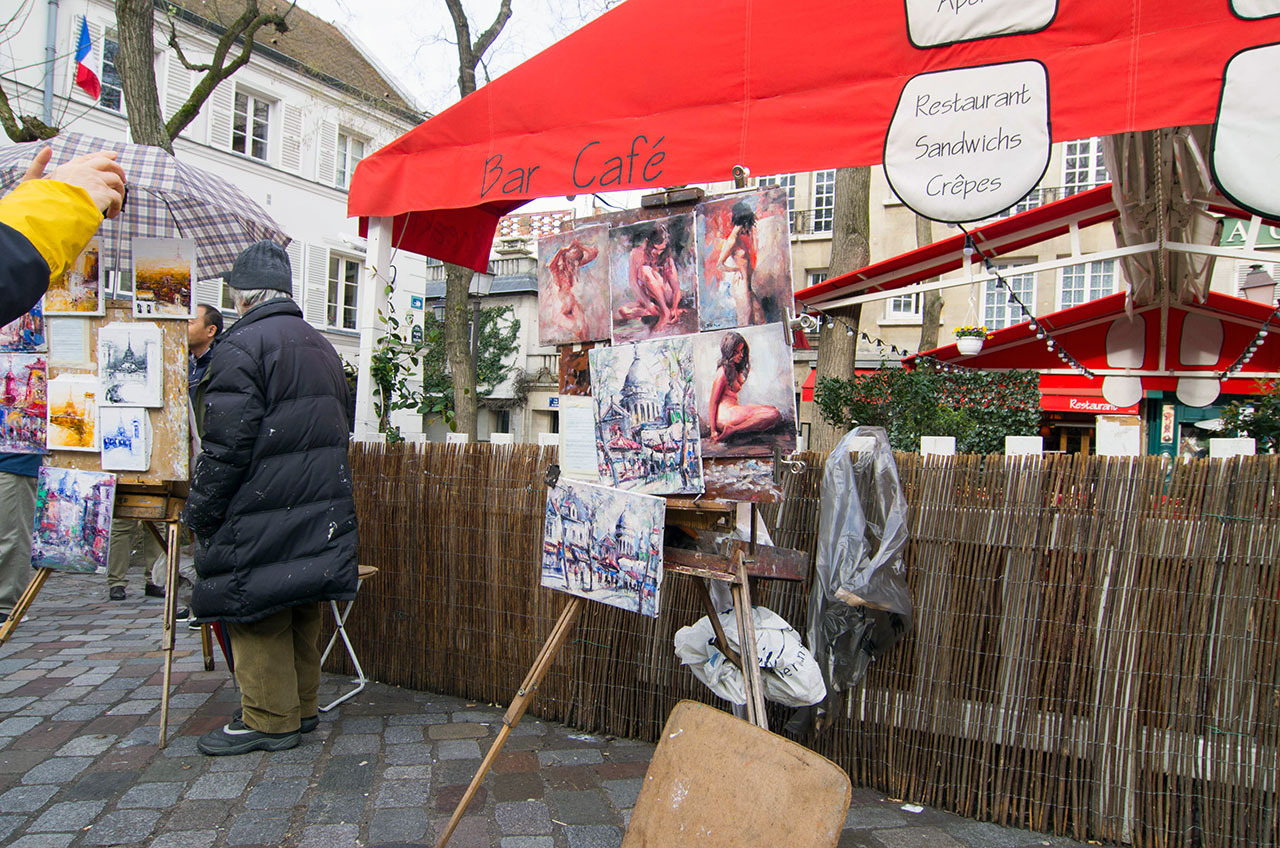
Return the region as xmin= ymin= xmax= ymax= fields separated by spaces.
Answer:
xmin=609 ymin=214 xmax=700 ymax=343
xmin=538 ymin=225 xmax=610 ymax=346
xmin=696 ymin=187 xmax=794 ymax=331
xmin=693 ymin=323 xmax=798 ymax=459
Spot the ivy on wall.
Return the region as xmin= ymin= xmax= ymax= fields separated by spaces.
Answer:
xmin=814 ymin=367 xmax=1041 ymax=454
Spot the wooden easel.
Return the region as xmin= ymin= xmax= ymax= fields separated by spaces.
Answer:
xmin=434 ymin=494 xmax=807 ymax=847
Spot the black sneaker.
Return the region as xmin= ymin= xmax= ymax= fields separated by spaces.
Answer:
xmin=144 ymin=582 xmax=164 ymax=598
xmin=232 ymin=707 xmax=318 ymax=734
xmin=197 ymin=717 xmax=299 ymax=756
xmin=109 ymin=586 xmax=126 ymax=601
xmin=175 ymin=608 xmax=190 ymax=621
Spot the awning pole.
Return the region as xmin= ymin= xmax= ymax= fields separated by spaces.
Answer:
xmin=355 ymin=217 xmax=392 ymax=440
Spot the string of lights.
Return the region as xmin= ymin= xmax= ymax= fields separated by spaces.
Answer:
xmin=1219 ymin=303 xmax=1280 ymax=379
xmin=808 ymin=310 xmax=979 ymax=373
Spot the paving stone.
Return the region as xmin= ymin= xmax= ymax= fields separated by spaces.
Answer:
xmin=431 ymin=815 xmax=490 ymax=848
xmin=383 ymin=765 xmax=431 ymax=781
xmin=0 ymin=815 xmax=23 ymax=842
xmin=438 ymin=739 xmax=483 ymax=760
xmin=550 ymin=790 xmax=616 ymax=825
xmin=510 ymin=720 xmax=548 ymax=737
xmin=264 ymin=764 xmax=314 ymax=780
xmin=299 ymin=823 xmax=361 ymax=848
xmin=452 ymin=709 xmax=501 ymax=722
xmin=339 ymin=715 xmax=384 ymax=734
xmin=0 ymin=783 xmax=58 ymax=812
xmin=491 ymin=771 xmax=545 ymax=802
xmin=304 ymin=791 xmax=368 ymax=825
xmin=0 ymin=716 xmax=41 ymax=735
xmin=429 ymin=722 xmax=488 ymax=740
xmin=539 ymin=749 xmax=604 ymax=767
xmin=54 ymin=734 xmax=116 ymax=757
xmin=565 ymin=825 xmax=623 ymax=848
xmin=385 ymin=742 xmax=434 ymax=765
xmin=876 ymin=827 xmax=967 ymax=848
xmin=435 ymin=784 xmax=488 ymax=812
xmin=501 ymin=838 xmax=555 ymax=848
xmin=140 ymin=756 xmax=202 ymax=782
xmin=23 ymin=701 xmax=71 ymax=717
xmin=317 ymin=755 xmax=376 ymax=792
xmin=185 ymin=770 xmax=252 ymax=800
xmin=225 ymin=809 xmax=291 ymax=846
xmin=839 ymin=829 xmax=890 ymax=848
xmin=79 ymin=809 xmax=162 ymax=845
xmin=21 ymin=757 xmax=92 ymax=785
xmin=331 ymin=733 xmax=381 ymax=755
xmin=601 ymin=778 xmax=643 ymax=809
xmin=50 ymin=704 xmax=110 ymax=721
xmin=267 ymin=742 xmax=324 ymax=764
xmin=950 ymin=821 xmax=1049 ymax=848
xmin=147 ymin=830 xmax=218 ymax=848
xmin=164 ymin=800 xmax=231 ymax=831
xmin=28 ymin=799 xmax=106 ymax=832
xmin=208 ymin=750 xmax=264 ymax=771
xmin=118 ymin=782 xmax=185 ymax=808
xmin=388 ymin=712 xmax=448 ymax=726
xmin=369 ymin=807 xmax=429 ymax=843
xmin=244 ymin=777 xmax=308 ymax=810
xmin=497 ymin=800 xmax=553 ymax=835
xmin=847 ymin=805 xmax=910 ymax=830
xmin=157 ymin=735 xmax=199 ymax=757
xmin=384 ymin=725 xmax=424 ymax=744
xmin=375 ymin=779 xmax=430 ymax=808
xmin=63 ymin=770 xmax=135 ymax=801
xmin=7 ymin=835 xmax=76 ymax=848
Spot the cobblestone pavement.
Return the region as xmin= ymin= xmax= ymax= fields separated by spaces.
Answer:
xmin=0 ymin=571 xmax=1095 ymax=848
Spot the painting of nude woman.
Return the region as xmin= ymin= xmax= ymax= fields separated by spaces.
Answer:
xmin=609 ymin=214 xmax=699 ymax=343
xmin=538 ymin=225 xmax=610 ymax=346
xmin=696 ymin=187 xmax=794 ymax=331
xmin=693 ymin=323 xmax=798 ymax=458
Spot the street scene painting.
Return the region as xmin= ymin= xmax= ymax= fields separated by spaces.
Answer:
xmin=693 ymin=323 xmax=798 ymax=458
xmin=45 ymin=374 xmax=99 ymax=452
xmin=609 ymin=214 xmax=700 ymax=343
xmin=45 ymin=239 xmax=103 ymax=315
xmin=97 ymin=322 xmax=163 ymax=407
xmin=695 ymin=187 xmax=795 ymax=331
xmin=100 ymin=406 xmax=152 ymax=472
xmin=538 ymin=225 xmax=610 ymax=345
xmin=0 ymin=300 xmax=46 ymax=352
xmin=590 ymin=336 xmax=704 ymax=495
xmin=31 ymin=467 xmax=116 ymax=573
xmin=0 ymin=353 xmax=47 ymax=454
xmin=132 ymin=237 xmax=195 ymax=319
xmin=541 ymin=478 xmax=665 ymax=618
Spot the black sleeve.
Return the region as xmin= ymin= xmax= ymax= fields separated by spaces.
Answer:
xmin=0 ymin=222 xmax=51 ymax=327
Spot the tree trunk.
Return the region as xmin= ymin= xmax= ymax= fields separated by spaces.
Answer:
xmin=810 ymin=166 xmax=871 ymax=453
xmin=116 ymin=0 xmax=173 ymax=152
xmin=444 ymin=262 xmax=479 ymax=438
xmin=916 ymin=215 xmax=944 ymax=353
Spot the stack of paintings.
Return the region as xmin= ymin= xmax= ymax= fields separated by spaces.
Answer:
xmin=31 ymin=467 xmax=116 ymax=572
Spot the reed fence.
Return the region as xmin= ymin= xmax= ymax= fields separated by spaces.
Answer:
xmin=334 ymin=442 xmax=1279 ymax=848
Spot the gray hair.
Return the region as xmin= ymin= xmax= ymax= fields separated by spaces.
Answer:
xmin=230 ymin=287 xmax=292 ymax=314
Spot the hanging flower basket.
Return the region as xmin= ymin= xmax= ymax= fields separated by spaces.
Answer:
xmin=953 ymin=325 xmax=989 ymax=356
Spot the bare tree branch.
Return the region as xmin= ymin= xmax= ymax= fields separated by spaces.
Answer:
xmin=471 ymin=0 xmax=512 ymax=60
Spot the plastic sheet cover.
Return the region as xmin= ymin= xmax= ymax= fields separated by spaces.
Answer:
xmin=807 ymin=426 xmax=913 ymax=700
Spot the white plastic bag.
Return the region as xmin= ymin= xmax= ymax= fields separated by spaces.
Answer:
xmin=674 ymin=605 xmax=826 ymax=707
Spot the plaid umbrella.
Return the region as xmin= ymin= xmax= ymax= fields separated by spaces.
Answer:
xmin=0 ymin=132 xmax=289 ymax=279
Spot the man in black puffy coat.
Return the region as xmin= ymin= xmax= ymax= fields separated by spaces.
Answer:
xmin=183 ymin=240 xmax=358 ymax=756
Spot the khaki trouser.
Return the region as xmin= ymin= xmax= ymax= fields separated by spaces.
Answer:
xmin=228 ymin=603 xmax=322 ymax=734
xmin=106 ymin=520 xmax=164 ymax=590
xmin=0 ymin=472 xmax=37 ymax=615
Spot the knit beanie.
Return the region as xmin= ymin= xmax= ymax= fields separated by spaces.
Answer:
xmin=228 ymin=240 xmax=292 ymax=292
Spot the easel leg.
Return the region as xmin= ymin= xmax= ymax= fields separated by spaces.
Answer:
xmin=0 ymin=568 xmax=52 ymax=648
xmin=158 ymin=521 xmax=180 ymax=749
xmin=732 ymin=563 xmax=769 ymax=731
xmin=435 ymin=596 xmax=585 ymax=848
xmin=690 ymin=579 xmax=742 ymax=670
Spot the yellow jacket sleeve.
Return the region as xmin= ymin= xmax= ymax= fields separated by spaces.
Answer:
xmin=0 ymin=179 xmax=104 ymax=283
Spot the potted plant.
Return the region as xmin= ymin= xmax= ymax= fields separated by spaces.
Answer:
xmin=953 ymin=325 xmax=989 ymax=355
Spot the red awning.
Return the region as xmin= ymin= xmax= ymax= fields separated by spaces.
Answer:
xmin=349 ymin=2 xmax=1280 ymax=271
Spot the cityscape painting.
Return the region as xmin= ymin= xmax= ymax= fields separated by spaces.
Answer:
xmin=99 ymin=406 xmax=152 ymax=472
xmin=541 ymin=478 xmax=665 ymax=618
xmin=589 ymin=336 xmax=704 ymax=495
xmin=608 ymin=214 xmax=700 ymax=343
xmin=0 ymin=353 xmax=48 ymax=454
xmin=695 ymin=187 xmax=794 ymax=331
xmin=692 ymin=323 xmax=798 ymax=459
xmin=31 ymin=467 xmax=116 ymax=573
xmin=132 ymin=237 xmax=195 ymax=319
xmin=538 ymin=225 xmax=610 ymax=346
xmin=45 ymin=374 xmax=99 ymax=452
xmin=45 ymin=240 xmax=104 ymax=315
xmin=0 ymin=300 xmax=46 ymax=353
xmin=97 ymin=322 xmax=163 ymax=407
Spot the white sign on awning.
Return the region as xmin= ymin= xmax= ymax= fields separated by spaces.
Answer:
xmin=904 ymin=0 xmax=1057 ymax=48
xmin=1212 ymin=42 xmax=1280 ymax=218
xmin=1231 ymin=0 xmax=1280 ymax=20
xmin=884 ymin=61 xmax=1051 ymax=224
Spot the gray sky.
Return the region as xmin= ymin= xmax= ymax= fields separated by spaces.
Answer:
xmin=296 ymin=0 xmax=612 ymax=115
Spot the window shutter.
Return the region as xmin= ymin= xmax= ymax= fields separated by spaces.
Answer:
xmin=286 ymin=241 xmax=304 ymax=303
xmin=194 ymin=277 xmax=223 ymax=312
xmin=316 ymin=120 xmax=338 ymax=186
xmin=163 ymin=56 xmax=190 ymax=122
xmin=208 ymin=83 xmax=234 ymax=150
xmin=304 ymin=243 xmax=329 ymax=326
xmin=280 ymin=103 xmax=304 ymax=174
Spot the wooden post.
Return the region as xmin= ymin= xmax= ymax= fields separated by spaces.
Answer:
xmin=157 ymin=519 xmax=181 ymax=748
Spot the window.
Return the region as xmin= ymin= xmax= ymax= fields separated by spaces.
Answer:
xmin=336 ymin=132 xmax=366 ymax=189
xmin=327 ymin=255 xmax=360 ymax=330
xmin=886 ymin=292 xmax=922 ymax=320
xmin=491 ymin=409 xmax=511 ymax=434
xmin=983 ymin=265 xmax=1034 ymax=330
xmin=812 ymin=170 xmax=836 ymax=233
xmin=101 ymin=37 xmax=124 ymax=113
xmin=757 ymin=174 xmax=797 ymax=229
xmin=232 ymin=90 xmax=271 ymax=160
xmin=1059 ymin=260 xmax=1115 ymax=309
xmin=806 ymin=270 xmax=828 ymax=288
xmin=1063 ymin=138 xmax=1108 ymax=196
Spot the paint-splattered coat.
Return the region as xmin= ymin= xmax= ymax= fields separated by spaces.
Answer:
xmin=182 ymin=297 xmax=358 ymax=623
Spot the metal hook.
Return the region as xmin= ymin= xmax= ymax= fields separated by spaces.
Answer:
xmin=780 ymin=450 xmax=807 ymax=475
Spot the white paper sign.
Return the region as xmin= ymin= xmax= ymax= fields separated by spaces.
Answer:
xmin=884 ymin=61 xmax=1050 ymax=223
xmin=558 ymin=395 xmax=600 ymax=481
xmin=905 ymin=0 xmax=1056 ymax=49
xmin=1231 ymin=0 xmax=1280 ymax=20
xmin=1213 ymin=43 xmax=1280 ymax=218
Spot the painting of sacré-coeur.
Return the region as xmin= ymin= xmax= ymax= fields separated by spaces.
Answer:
xmin=590 ymin=336 xmax=704 ymax=495
xmin=99 ymin=406 xmax=152 ymax=472
xmin=695 ymin=187 xmax=794 ymax=331
xmin=97 ymin=322 xmax=163 ymax=407
xmin=609 ymin=213 xmax=700 ymax=343
xmin=46 ymin=374 xmax=99 ymax=452
xmin=692 ymin=322 xmax=798 ymax=459
xmin=541 ymin=477 xmax=666 ymax=618
xmin=538 ymin=225 xmax=610 ymax=346
xmin=32 ymin=467 xmax=116 ymax=573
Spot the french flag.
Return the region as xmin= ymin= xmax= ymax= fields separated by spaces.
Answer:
xmin=74 ymin=16 xmax=100 ymax=99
